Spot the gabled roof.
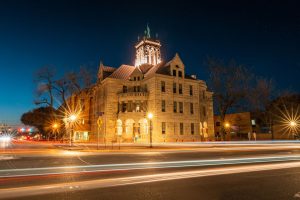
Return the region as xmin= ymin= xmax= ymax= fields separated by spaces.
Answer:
xmin=144 ymin=61 xmax=170 ymax=77
xmin=138 ymin=64 xmax=153 ymax=74
xmin=103 ymin=66 xmax=116 ymax=73
xmin=108 ymin=64 xmax=135 ymax=80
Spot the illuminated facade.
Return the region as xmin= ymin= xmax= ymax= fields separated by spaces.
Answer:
xmin=70 ymin=27 xmax=214 ymax=143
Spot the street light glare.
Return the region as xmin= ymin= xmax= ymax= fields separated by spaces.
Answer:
xmin=69 ymin=114 xmax=77 ymax=122
xmin=290 ymin=121 xmax=296 ymax=127
xmin=225 ymin=123 xmax=230 ymax=128
xmin=147 ymin=113 xmax=153 ymax=119
xmin=52 ymin=123 xmax=58 ymax=129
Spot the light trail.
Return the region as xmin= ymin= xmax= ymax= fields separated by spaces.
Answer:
xmin=1 ymin=155 xmax=300 ymax=178
xmin=1 ymin=161 xmax=300 ymax=199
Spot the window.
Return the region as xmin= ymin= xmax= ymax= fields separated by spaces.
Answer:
xmin=216 ymin=122 xmax=220 ymax=126
xmin=190 ymin=103 xmax=194 ymax=114
xmin=133 ymin=86 xmax=136 ymax=92
xmin=191 ymin=123 xmax=194 ymax=135
xmin=251 ymin=119 xmax=256 ymax=127
xmin=178 ymin=71 xmax=182 ymax=78
xmin=134 ymin=77 xmax=136 ymax=81
xmin=173 ymin=70 xmax=177 ymax=76
xmin=80 ymin=99 xmax=85 ymax=110
xmin=137 ymin=86 xmax=141 ymax=92
xmin=189 ymin=85 xmax=193 ymax=96
xmin=180 ymin=123 xmax=184 ymax=135
xmin=123 ymin=86 xmax=127 ymax=93
xmin=161 ymin=81 xmax=165 ymax=92
xmin=161 ymin=100 xmax=166 ymax=112
xmin=162 ymin=122 xmax=166 ymax=134
xmin=179 ymin=102 xmax=183 ymax=113
xmin=179 ymin=84 xmax=183 ymax=94
xmin=173 ymin=83 xmax=176 ymax=93
xmin=122 ymin=102 xmax=127 ymax=112
xmin=173 ymin=101 xmax=177 ymax=113
xmin=202 ymin=106 xmax=207 ymax=117
xmin=137 ymin=77 xmax=140 ymax=81
xmin=136 ymin=103 xmax=140 ymax=112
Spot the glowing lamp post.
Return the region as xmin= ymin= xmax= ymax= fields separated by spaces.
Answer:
xmin=290 ymin=121 xmax=296 ymax=127
xmin=68 ymin=114 xmax=77 ymax=147
xmin=224 ymin=122 xmax=230 ymax=141
xmin=52 ymin=123 xmax=59 ymax=141
xmin=290 ymin=121 xmax=297 ymax=138
xmin=225 ymin=123 xmax=230 ymax=128
xmin=147 ymin=113 xmax=153 ymax=148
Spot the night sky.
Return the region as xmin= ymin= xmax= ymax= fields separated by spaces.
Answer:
xmin=0 ymin=0 xmax=299 ymax=124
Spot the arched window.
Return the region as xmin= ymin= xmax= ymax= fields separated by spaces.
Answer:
xmin=116 ymin=119 xmax=122 ymax=136
xmin=125 ymin=119 xmax=134 ymax=135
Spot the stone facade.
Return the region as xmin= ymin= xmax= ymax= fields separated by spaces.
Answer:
xmin=69 ymin=33 xmax=214 ymax=143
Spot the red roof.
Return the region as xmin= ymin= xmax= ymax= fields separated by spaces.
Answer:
xmin=108 ymin=65 xmax=135 ymax=80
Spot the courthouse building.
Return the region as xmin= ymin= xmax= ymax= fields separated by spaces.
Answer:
xmin=69 ymin=28 xmax=215 ymax=143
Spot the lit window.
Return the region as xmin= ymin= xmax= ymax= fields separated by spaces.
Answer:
xmin=251 ymin=119 xmax=256 ymax=126
xmin=136 ymin=104 xmax=140 ymax=112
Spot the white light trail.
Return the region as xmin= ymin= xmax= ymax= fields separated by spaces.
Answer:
xmin=1 ymin=155 xmax=300 ymax=178
xmin=1 ymin=161 xmax=300 ymax=199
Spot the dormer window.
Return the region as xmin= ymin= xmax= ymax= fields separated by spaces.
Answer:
xmin=172 ymin=70 xmax=177 ymax=76
xmin=137 ymin=77 xmax=140 ymax=81
xmin=178 ymin=71 xmax=182 ymax=78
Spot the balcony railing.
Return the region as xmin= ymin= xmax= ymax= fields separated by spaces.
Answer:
xmin=118 ymin=91 xmax=149 ymax=98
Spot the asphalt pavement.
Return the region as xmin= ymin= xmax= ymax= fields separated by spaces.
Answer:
xmin=1 ymin=141 xmax=300 ymax=200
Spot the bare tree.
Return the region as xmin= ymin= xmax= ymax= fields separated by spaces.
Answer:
xmin=54 ymin=77 xmax=69 ymax=106
xmin=34 ymin=66 xmax=56 ymax=108
xmin=207 ymin=58 xmax=254 ymax=140
xmin=249 ymin=78 xmax=275 ymax=138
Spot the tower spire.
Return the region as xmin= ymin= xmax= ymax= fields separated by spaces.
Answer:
xmin=145 ymin=23 xmax=151 ymax=38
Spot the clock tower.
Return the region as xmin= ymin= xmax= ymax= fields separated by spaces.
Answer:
xmin=135 ymin=25 xmax=162 ymax=67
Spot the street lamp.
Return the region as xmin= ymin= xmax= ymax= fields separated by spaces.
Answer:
xmin=290 ymin=121 xmax=296 ymax=127
xmin=290 ymin=120 xmax=297 ymax=139
xmin=147 ymin=112 xmax=153 ymax=148
xmin=52 ymin=123 xmax=59 ymax=141
xmin=225 ymin=122 xmax=230 ymax=128
xmin=68 ymin=114 xmax=77 ymax=147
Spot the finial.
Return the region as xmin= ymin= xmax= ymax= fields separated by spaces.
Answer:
xmin=145 ymin=23 xmax=151 ymax=38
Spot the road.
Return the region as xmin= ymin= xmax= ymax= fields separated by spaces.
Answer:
xmin=1 ymin=141 xmax=300 ymax=199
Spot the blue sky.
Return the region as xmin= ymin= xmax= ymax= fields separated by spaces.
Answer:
xmin=0 ymin=0 xmax=299 ymax=124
